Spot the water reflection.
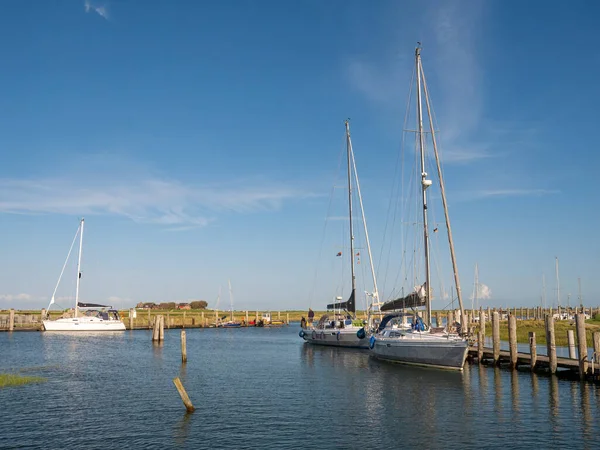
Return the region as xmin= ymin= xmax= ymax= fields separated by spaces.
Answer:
xmin=173 ymin=412 xmax=192 ymax=446
xmin=510 ymin=370 xmax=520 ymax=417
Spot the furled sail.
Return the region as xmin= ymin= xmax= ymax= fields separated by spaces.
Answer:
xmin=77 ymin=302 xmax=112 ymax=308
xmin=326 ymin=290 xmax=356 ymax=313
xmin=380 ymin=283 xmax=427 ymax=311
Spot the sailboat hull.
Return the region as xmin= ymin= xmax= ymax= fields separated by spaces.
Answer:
xmin=43 ymin=317 xmax=126 ymax=331
xmin=371 ymin=335 xmax=468 ymax=370
xmin=301 ymin=328 xmax=368 ymax=349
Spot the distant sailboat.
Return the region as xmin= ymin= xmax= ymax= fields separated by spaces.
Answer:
xmin=43 ymin=218 xmax=125 ymax=332
xmin=218 ymin=280 xmax=241 ymax=328
xmin=370 ymin=45 xmax=468 ymax=370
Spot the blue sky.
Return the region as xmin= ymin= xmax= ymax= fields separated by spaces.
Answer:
xmin=0 ymin=0 xmax=599 ymax=311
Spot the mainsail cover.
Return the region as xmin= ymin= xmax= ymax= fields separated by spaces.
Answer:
xmin=380 ymin=283 xmax=427 ymax=311
xmin=77 ymin=302 xmax=112 ymax=308
xmin=326 ymin=291 xmax=355 ymax=313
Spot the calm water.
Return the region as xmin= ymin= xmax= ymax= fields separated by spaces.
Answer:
xmin=1 ymin=326 xmax=599 ymax=449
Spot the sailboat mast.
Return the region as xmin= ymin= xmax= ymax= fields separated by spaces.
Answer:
xmin=555 ymin=257 xmax=560 ymax=308
xmin=419 ymin=53 xmax=465 ymax=328
xmin=415 ymin=47 xmax=432 ymax=325
xmin=473 ymin=263 xmax=479 ymax=311
xmin=349 ymin=135 xmax=381 ymax=324
xmin=228 ymin=279 xmax=233 ymax=321
xmin=578 ymin=277 xmax=582 ymax=308
xmin=345 ymin=120 xmax=357 ymax=312
xmin=74 ymin=218 xmax=84 ymax=318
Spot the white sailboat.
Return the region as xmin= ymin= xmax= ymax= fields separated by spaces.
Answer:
xmin=300 ymin=120 xmax=379 ymax=348
xmin=217 ymin=280 xmax=241 ymax=328
xmin=43 ymin=218 xmax=126 ymax=331
xmin=370 ymin=45 xmax=468 ymax=370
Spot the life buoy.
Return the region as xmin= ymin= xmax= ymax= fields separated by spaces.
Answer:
xmin=356 ymin=328 xmax=366 ymax=339
xmin=369 ymin=335 xmax=376 ymax=349
xmin=311 ymin=330 xmax=317 ymax=340
xmin=299 ymin=330 xmax=305 ymax=338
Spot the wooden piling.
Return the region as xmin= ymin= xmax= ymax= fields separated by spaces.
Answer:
xmin=159 ymin=315 xmax=165 ymax=341
xmin=479 ymin=309 xmax=485 ymax=335
xmin=167 ymin=312 xmax=170 ymax=329
xmin=148 ymin=309 xmax=151 ymax=328
xmin=172 ymin=377 xmax=195 ymax=413
xmin=575 ymin=313 xmax=588 ymax=379
xmin=41 ymin=309 xmax=46 ymax=321
xmin=567 ymin=330 xmax=576 ymax=359
xmin=8 ymin=309 xmax=15 ymax=331
xmin=545 ymin=315 xmax=557 ymax=374
xmin=286 ymin=313 xmax=290 ymax=324
xmin=529 ymin=331 xmax=537 ymax=371
xmin=492 ymin=312 xmax=500 ymax=365
xmin=201 ymin=311 xmax=205 ymax=327
xmin=152 ymin=316 xmax=160 ymax=341
xmin=182 ymin=311 xmax=186 ymax=329
xmin=181 ymin=330 xmax=187 ymax=363
xmin=477 ymin=331 xmax=484 ymax=362
xmin=487 ymin=307 xmax=491 ymax=323
xmin=508 ymin=314 xmax=518 ymax=370
xmin=448 ymin=311 xmax=454 ymax=330
xmin=129 ymin=308 xmax=135 ymax=330
xmin=245 ymin=310 xmax=249 ymax=325
xmin=593 ymin=332 xmax=600 ymax=366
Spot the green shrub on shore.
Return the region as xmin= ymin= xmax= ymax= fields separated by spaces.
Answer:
xmin=0 ymin=373 xmax=46 ymax=389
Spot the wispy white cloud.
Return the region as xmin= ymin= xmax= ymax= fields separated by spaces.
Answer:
xmin=0 ymin=171 xmax=312 ymax=230
xmin=0 ymin=293 xmax=32 ymax=301
xmin=475 ymin=189 xmax=560 ymax=199
xmin=470 ymin=283 xmax=492 ymax=300
xmin=84 ymin=0 xmax=109 ymax=20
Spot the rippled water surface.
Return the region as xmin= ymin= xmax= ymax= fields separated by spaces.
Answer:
xmin=1 ymin=326 xmax=599 ymax=449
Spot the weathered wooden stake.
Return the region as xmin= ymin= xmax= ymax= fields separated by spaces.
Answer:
xmin=172 ymin=377 xmax=195 ymax=413
xmin=41 ymin=309 xmax=47 ymax=321
xmin=286 ymin=313 xmax=290 ymax=324
xmin=477 ymin=331 xmax=484 ymax=362
xmin=9 ymin=309 xmax=15 ymax=331
xmin=167 ymin=312 xmax=170 ymax=329
xmin=181 ymin=330 xmax=187 ymax=363
xmin=487 ymin=306 xmax=491 ymax=323
xmin=593 ymin=332 xmax=600 ymax=367
xmin=245 ymin=310 xmax=249 ymax=325
xmin=545 ymin=315 xmax=557 ymax=374
xmin=201 ymin=311 xmax=205 ymax=327
xmin=148 ymin=309 xmax=151 ymax=328
xmin=182 ymin=311 xmax=186 ymax=329
xmin=129 ymin=308 xmax=135 ymax=330
xmin=508 ymin=314 xmax=518 ymax=370
xmin=575 ymin=313 xmax=588 ymax=379
xmin=567 ymin=329 xmax=576 ymax=359
xmin=479 ymin=309 xmax=485 ymax=335
xmin=159 ymin=315 xmax=165 ymax=341
xmin=492 ymin=312 xmax=500 ymax=365
xmin=152 ymin=316 xmax=160 ymax=341
xmin=529 ymin=332 xmax=537 ymax=371
xmin=255 ymin=310 xmax=259 ymax=321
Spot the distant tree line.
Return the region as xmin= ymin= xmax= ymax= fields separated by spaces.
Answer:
xmin=136 ymin=301 xmax=208 ymax=310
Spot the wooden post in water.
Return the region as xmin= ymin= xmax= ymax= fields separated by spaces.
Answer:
xmin=520 ymin=307 xmax=523 ymax=320
xmin=159 ymin=315 xmax=165 ymax=341
xmin=278 ymin=311 xmax=281 ymax=320
xmin=167 ymin=312 xmax=170 ymax=329
xmin=576 ymin=313 xmax=588 ymax=379
xmin=8 ymin=309 xmax=15 ymax=331
xmin=492 ymin=312 xmax=500 ymax=365
xmin=594 ymin=332 xmax=600 ymax=366
xmin=479 ymin=309 xmax=485 ymax=335
xmin=477 ymin=331 xmax=484 ymax=363
xmin=567 ymin=330 xmax=576 ymax=359
xmin=148 ymin=309 xmax=151 ymax=328
xmin=129 ymin=308 xmax=134 ymax=330
xmin=508 ymin=314 xmax=518 ymax=370
xmin=181 ymin=330 xmax=187 ymax=363
xmin=41 ymin=309 xmax=46 ymax=321
xmin=545 ymin=315 xmax=557 ymax=374
xmin=152 ymin=316 xmax=160 ymax=341
xmin=182 ymin=311 xmax=186 ymax=329
xmin=172 ymin=377 xmax=195 ymax=413
xmin=286 ymin=313 xmax=290 ymax=324
xmin=245 ymin=310 xmax=249 ymax=325
xmin=448 ymin=311 xmax=454 ymax=330
xmin=529 ymin=332 xmax=537 ymax=371
xmin=255 ymin=311 xmax=259 ymax=321
xmin=487 ymin=307 xmax=491 ymax=323
xmin=201 ymin=311 xmax=205 ymax=327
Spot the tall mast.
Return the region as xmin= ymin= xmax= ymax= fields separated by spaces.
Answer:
xmin=419 ymin=50 xmax=465 ymax=328
xmin=415 ymin=46 xmax=432 ymax=325
xmin=578 ymin=277 xmax=582 ymax=308
xmin=349 ymin=135 xmax=380 ymax=324
xmin=345 ymin=120 xmax=357 ymax=312
xmin=74 ymin=218 xmax=85 ymax=318
xmin=555 ymin=257 xmax=560 ymax=308
xmin=473 ymin=263 xmax=479 ymax=311
xmin=228 ymin=279 xmax=233 ymax=321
